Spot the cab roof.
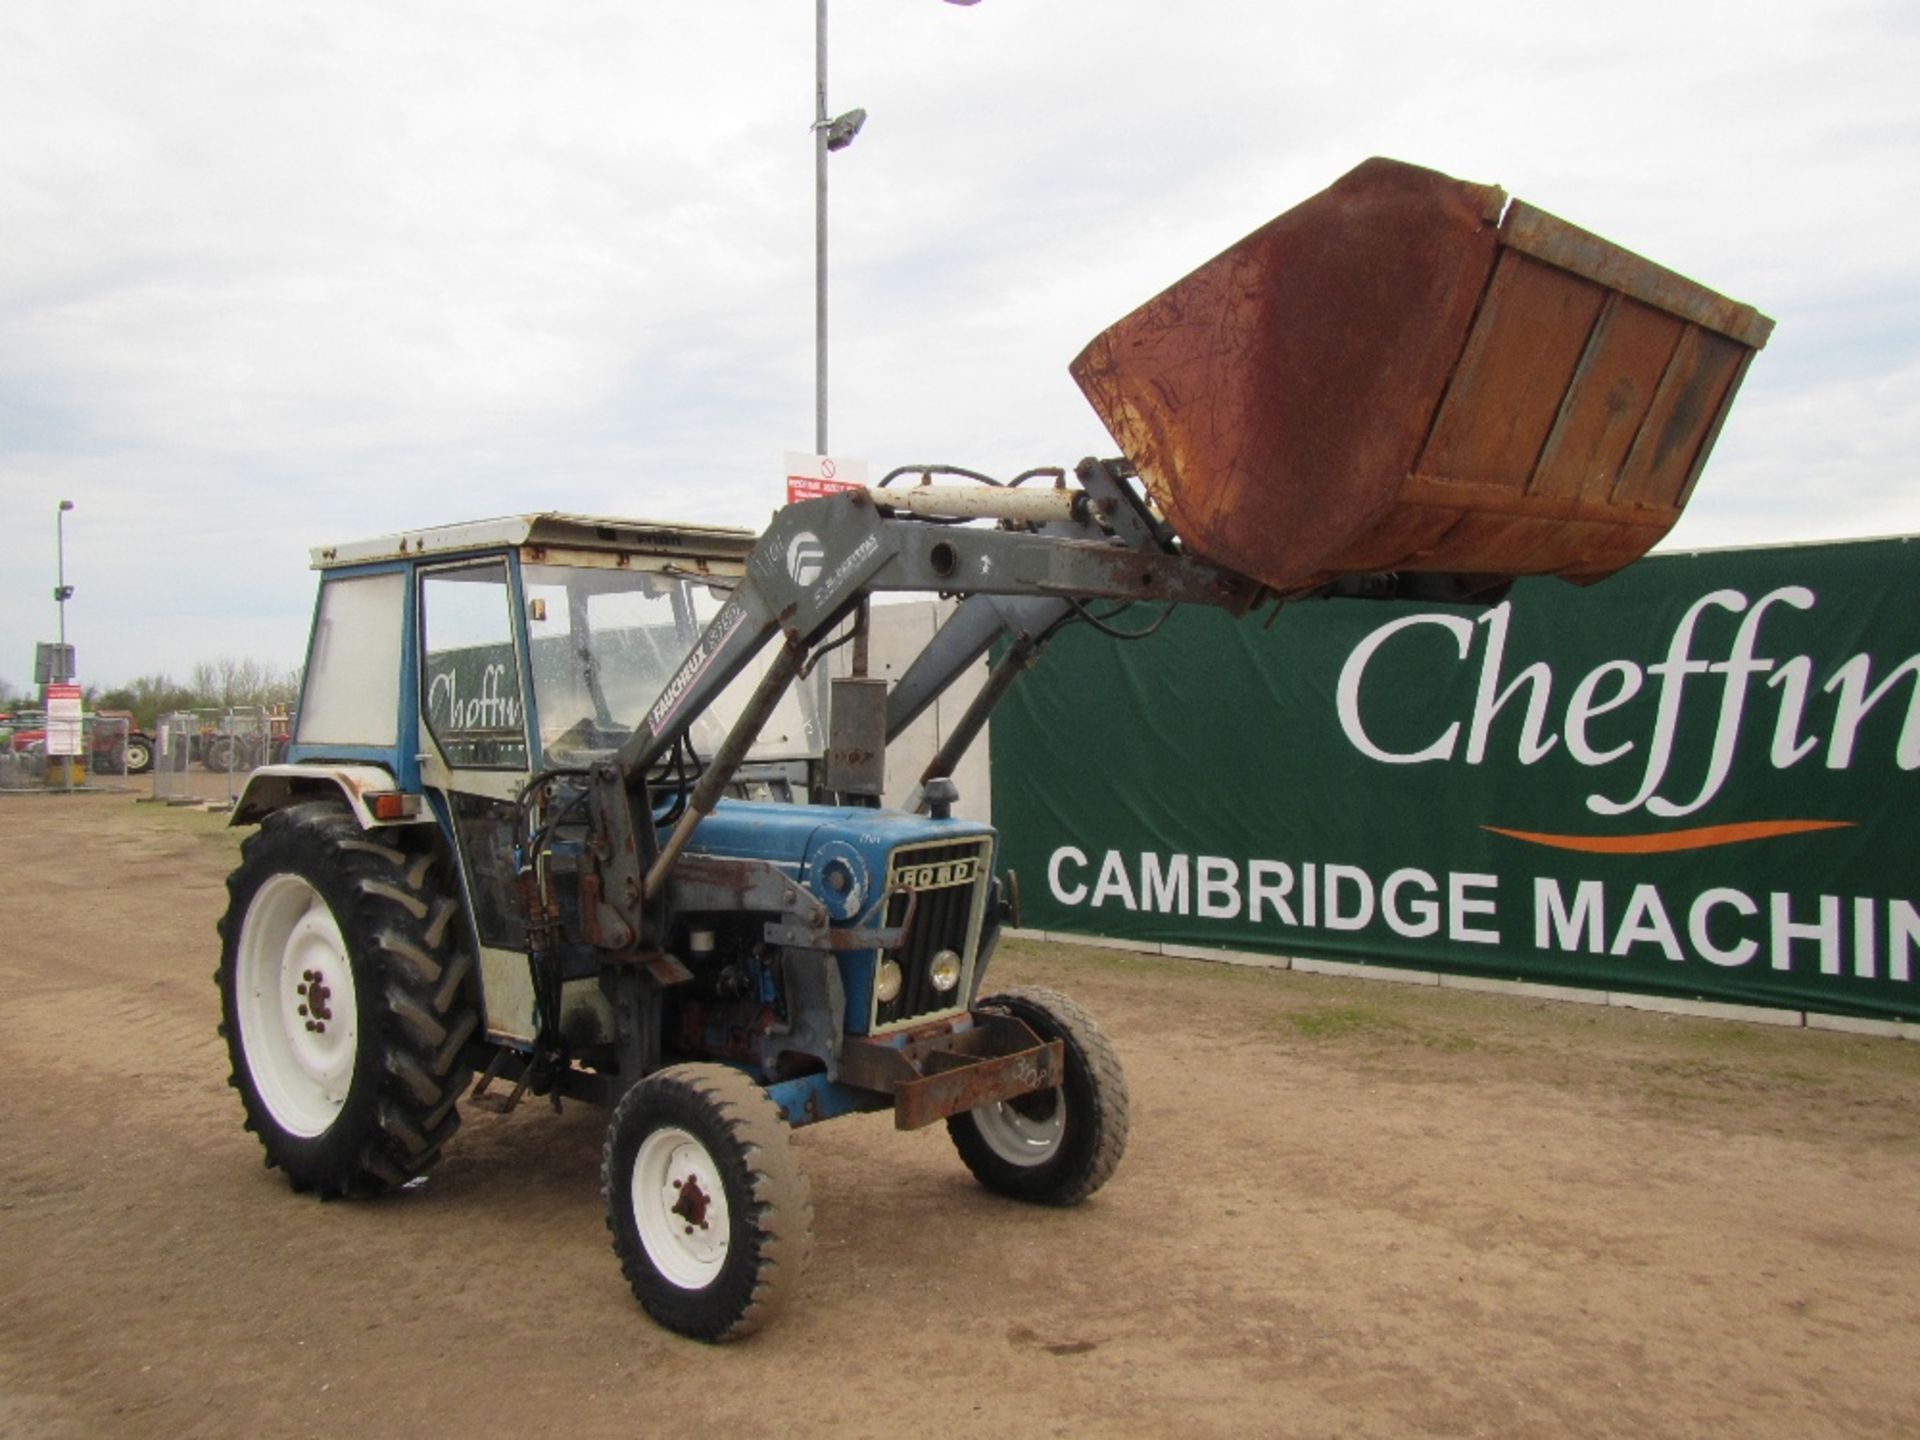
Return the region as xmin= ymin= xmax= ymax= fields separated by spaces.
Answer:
xmin=311 ymin=512 xmax=761 ymax=570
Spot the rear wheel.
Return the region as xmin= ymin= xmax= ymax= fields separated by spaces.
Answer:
xmin=947 ymin=987 xmax=1129 ymax=1206
xmin=603 ymin=1064 xmax=812 ymax=1341
xmin=216 ymin=801 xmax=480 ymax=1196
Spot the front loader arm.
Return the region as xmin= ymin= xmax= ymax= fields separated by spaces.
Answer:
xmin=883 ymin=458 xmax=1174 ymax=745
xmin=884 ymin=591 xmax=1069 ymax=744
xmin=616 ymin=476 xmax=1255 ymax=786
xmin=583 ymin=470 xmax=1260 ymax=955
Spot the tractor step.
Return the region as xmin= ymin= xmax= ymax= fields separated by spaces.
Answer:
xmin=468 ymin=1046 xmax=533 ymax=1115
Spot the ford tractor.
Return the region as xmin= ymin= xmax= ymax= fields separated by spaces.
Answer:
xmin=214 ymin=158 xmax=1771 ymax=1339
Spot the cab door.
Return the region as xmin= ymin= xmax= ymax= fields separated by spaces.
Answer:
xmin=416 ymin=557 xmax=540 ymax=1040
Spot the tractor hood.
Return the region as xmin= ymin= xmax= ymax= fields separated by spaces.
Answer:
xmin=680 ymin=799 xmax=994 ymax=924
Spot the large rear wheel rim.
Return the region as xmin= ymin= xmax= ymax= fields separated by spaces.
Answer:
xmin=235 ymin=873 xmax=359 ymax=1138
xmin=632 ymin=1125 xmax=732 ymax=1291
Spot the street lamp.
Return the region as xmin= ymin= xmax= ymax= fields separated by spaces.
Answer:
xmin=813 ymin=0 xmax=979 ymax=456
xmin=54 ymin=499 xmax=75 ymax=683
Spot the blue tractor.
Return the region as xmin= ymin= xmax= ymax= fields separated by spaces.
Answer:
xmin=216 ymin=156 xmax=1770 ymax=1340
xmin=218 ymin=473 xmax=1186 ymax=1341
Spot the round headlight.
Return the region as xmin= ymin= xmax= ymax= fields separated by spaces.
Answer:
xmin=929 ymin=949 xmax=962 ymax=993
xmin=874 ymin=957 xmax=904 ymax=1004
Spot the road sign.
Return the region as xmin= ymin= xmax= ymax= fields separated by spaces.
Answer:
xmin=35 ymin=642 xmax=75 ymax=684
xmin=785 ymin=451 xmax=868 ymax=504
xmin=45 ymin=683 xmax=83 ymax=757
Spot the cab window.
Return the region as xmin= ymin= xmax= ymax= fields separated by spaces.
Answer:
xmin=297 ymin=572 xmax=404 ymax=747
xmin=420 ymin=561 xmax=529 ymax=770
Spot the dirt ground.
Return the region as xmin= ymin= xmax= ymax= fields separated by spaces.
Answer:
xmin=3 ymin=792 xmax=1918 ymax=1440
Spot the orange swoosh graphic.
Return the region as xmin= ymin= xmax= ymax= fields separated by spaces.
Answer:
xmin=1483 ymin=819 xmax=1855 ymax=855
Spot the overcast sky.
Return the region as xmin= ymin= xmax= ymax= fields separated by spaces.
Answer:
xmin=2 ymin=0 xmax=1916 ymax=690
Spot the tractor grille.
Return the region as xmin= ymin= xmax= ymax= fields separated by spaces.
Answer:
xmin=871 ymin=837 xmax=993 ymax=1032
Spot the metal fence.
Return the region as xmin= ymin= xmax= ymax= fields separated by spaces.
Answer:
xmin=145 ymin=705 xmax=291 ymax=807
xmin=0 ymin=744 xmax=39 ymax=791
xmin=0 ymin=713 xmax=135 ymax=792
xmin=151 ymin=710 xmax=199 ymax=804
xmin=204 ymin=705 xmax=262 ymax=810
xmin=88 ymin=715 xmax=130 ymax=779
xmin=0 ymin=706 xmax=290 ymax=799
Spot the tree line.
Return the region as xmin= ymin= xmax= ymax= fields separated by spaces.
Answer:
xmin=0 ymin=658 xmax=301 ymax=730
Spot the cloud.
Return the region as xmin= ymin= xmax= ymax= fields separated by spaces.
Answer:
xmin=0 ymin=0 xmax=1916 ymax=687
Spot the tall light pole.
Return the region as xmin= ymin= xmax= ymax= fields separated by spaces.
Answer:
xmin=54 ymin=499 xmax=75 ymax=683
xmin=814 ymin=0 xmax=978 ymax=457
xmin=813 ymin=0 xmax=834 ymax=456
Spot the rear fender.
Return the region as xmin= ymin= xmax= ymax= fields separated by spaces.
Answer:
xmin=229 ymin=764 xmax=432 ymax=830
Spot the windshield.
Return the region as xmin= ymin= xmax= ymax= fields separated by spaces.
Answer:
xmin=522 ymin=563 xmax=825 ymax=767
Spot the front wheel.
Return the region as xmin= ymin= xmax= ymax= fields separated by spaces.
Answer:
xmin=947 ymin=987 xmax=1130 ymax=1206
xmin=602 ymin=1064 xmax=812 ymax=1342
xmin=124 ymin=734 xmax=154 ymax=774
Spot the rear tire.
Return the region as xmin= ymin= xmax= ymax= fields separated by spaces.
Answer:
xmin=216 ymin=801 xmax=479 ymax=1197
xmin=947 ymin=987 xmax=1129 ymax=1206
xmin=602 ymin=1064 xmax=812 ymax=1341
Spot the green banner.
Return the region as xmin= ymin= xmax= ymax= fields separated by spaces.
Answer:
xmin=991 ymin=538 xmax=1920 ymax=1021
xmin=423 ymin=642 xmax=528 ymax=769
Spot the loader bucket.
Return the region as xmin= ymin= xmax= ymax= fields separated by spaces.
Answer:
xmin=1070 ymin=157 xmax=1773 ymax=594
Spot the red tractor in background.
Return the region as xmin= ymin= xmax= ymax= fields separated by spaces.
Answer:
xmin=0 ymin=708 xmax=155 ymax=775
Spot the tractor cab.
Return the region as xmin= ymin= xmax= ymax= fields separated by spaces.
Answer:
xmin=271 ymin=512 xmax=826 ymax=800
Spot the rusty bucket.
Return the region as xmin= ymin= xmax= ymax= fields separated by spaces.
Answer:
xmin=1070 ymin=157 xmax=1773 ymax=593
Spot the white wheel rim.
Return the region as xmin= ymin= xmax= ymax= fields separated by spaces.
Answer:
xmin=632 ymin=1126 xmax=731 ymax=1290
xmin=235 ymin=873 xmax=358 ymax=1137
xmin=972 ymin=1087 xmax=1066 ymax=1167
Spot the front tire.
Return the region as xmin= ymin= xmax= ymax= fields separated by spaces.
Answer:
xmin=216 ymin=801 xmax=480 ymax=1197
xmin=947 ymin=987 xmax=1129 ymax=1206
xmin=124 ymin=734 xmax=154 ymax=774
xmin=602 ymin=1064 xmax=812 ymax=1342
